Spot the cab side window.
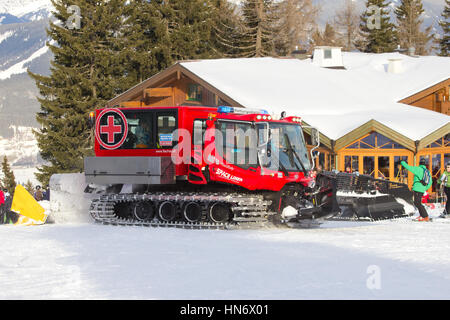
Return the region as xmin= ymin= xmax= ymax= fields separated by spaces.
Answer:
xmin=120 ymin=111 xmax=153 ymax=150
xmin=157 ymin=114 xmax=177 ymax=148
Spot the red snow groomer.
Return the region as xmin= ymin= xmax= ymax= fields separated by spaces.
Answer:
xmin=84 ymin=105 xmax=340 ymax=229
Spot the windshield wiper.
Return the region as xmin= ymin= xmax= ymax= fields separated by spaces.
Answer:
xmin=283 ymin=133 xmax=308 ymax=173
xmin=267 ymin=144 xmax=289 ymax=177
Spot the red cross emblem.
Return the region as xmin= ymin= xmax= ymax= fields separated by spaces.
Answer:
xmin=95 ymin=109 xmax=128 ymax=150
xmin=100 ymin=116 xmax=122 ymax=143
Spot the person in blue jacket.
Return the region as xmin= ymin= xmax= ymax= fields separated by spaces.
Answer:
xmin=401 ymin=159 xmax=433 ymax=221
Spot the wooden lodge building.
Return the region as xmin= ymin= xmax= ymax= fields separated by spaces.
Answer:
xmin=107 ymin=48 xmax=450 ymax=194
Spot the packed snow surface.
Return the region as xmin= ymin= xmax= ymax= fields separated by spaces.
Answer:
xmin=1 ymin=174 xmax=449 ymax=299
xmin=1 ymin=215 xmax=450 ymax=299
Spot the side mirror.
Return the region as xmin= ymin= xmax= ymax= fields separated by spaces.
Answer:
xmin=311 ymin=128 xmax=320 ymax=146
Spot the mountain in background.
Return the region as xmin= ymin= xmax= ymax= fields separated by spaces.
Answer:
xmin=0 ymin=0 xmax=52 ymax=139
xmin=0 ymin=0 xmax=53 ymax=168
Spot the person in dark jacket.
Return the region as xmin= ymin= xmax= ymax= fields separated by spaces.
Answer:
xmin=34 ymin=185 xmax=44 ymax=201
xmin=1 ymin=189 xmax=16 ymax=224
xmin=401 ymin=159 xmax=433 ymax=221
xmin=43 ymin=187 xmax=50 ymax=201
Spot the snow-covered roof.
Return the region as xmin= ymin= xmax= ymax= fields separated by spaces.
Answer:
xmin=180 ymin=53 xmax=450 ymax=141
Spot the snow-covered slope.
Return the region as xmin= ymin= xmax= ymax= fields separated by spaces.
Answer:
xmin=1 ymin=219 xmax=450 ymax=299
xmin=0 ymin=126 xmax=40 ymax=166
xmin=0 ymin=0 xmax=52 ymax=136
xmin=0 ymin=43 xmax=48 ymax=80
xmin=0 ymin=0 xmax=52 ymax=19
xmin=0 ymin=125 xmax=42 ymax=186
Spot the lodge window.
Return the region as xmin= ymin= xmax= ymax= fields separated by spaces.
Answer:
xmin=339 ymin=131 xmax=412 ymax=183
xmin=344 ymin=156 xmax=359 ymax=173
xmin=187 ymin=83 xmax=203 ymax=102
xmin=424 ymin=134 xmax=449 ymax=149
xmin=324 ymin=49 xmax=332 ymax=59
xmin=418 ymin=134 xmax=450 ymax=193
xmin=346 ymin=132 xmax=406 ymax=149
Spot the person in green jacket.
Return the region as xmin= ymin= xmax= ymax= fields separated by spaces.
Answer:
xmin=401 ymin=159 xmax=433 ymax=221
xmin=437 ymin=162 xmax=450 ymax=217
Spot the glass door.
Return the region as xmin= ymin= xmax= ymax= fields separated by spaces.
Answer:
xmin=394 ymin=156 xmax=408 ymax=184
xmin=344 ymin=155 xmax=359 ymax=173
xmin=432 ymin=154 xmax=442 ymax=192
xmin=363 ymin=156 xmax=375 ymax=177
xmin=377 ymin=156 xmax=390 ymax=180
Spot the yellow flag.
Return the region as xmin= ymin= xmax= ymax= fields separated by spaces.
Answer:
xmin=11 ymin=185 xmax=47 ymax=224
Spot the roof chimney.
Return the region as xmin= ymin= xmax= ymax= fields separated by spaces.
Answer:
xmin=387 ymin=58 xmax=403 ymax=74
xmin=312 ymin=46 xmax=345 ymax=70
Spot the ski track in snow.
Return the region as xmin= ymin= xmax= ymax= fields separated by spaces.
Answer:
xmin=1 ymin=218 xmax=450 ymax=300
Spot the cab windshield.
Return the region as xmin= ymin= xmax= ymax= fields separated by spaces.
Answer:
xmin=259 ymin=123 xmax=311 ymax=172
xmin=215 ymin=120 xmax=311 ymax=173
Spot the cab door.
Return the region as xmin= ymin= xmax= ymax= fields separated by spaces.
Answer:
xmin=154 ymin=110 xmax=177 ymax=150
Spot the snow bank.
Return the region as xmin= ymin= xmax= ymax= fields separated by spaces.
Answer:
xmin=49 ymin=173 xmax=94 ymax=224
xmin=395 ymin=197 xmax=416 ymax=215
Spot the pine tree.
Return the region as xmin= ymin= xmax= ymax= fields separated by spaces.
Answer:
xmin=359 ymin=0 xmax=397 ymax=53
xmin=439 ymin=0 xmax=450 ymax=56
xmin=1 ymin=156 xmax=16 ymax=195
xmin=238 ymin=0 xmax=278 ymax=57
xmin=121 ymin=0 xmax=172 ymax=84
xmin=29 ymin=0 xmax=130 ymax=186
xmin=124 ymin=0 xmax=225 ymax=80
xmin=164 ymin=0 xmax=220 ymax=61
xmin=29 ymin=1 xmax=232 ymax=186
xmin=24 ymin=180 xmax=34 ymax=195
xmin=310 ymin=23 xmax=342 ymax=48
xmin=210 ymin=0 xmax=246 ymax=57
xmin=395 ymin=0 xmax=433 ymax=55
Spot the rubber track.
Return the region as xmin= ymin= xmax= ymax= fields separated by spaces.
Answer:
xmin=89 ymin=192 xmax=279 ymax=230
